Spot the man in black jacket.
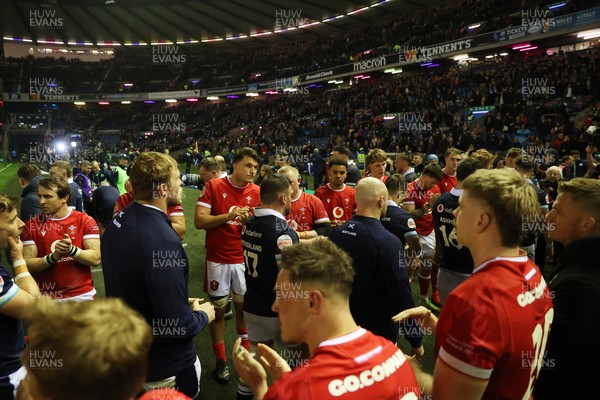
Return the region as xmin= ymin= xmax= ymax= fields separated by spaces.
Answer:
xmin=329 ymin=177 xmax=424 ymax=358
xmin=534 ymin=178 xmax=600 ymax=399
xmin=17 ymin=164 xmax=42 ymax=221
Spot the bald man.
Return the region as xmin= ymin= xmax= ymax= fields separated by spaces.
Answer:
xmin=329 ymin=178 xmax=424 ymax=356
xmin=213 ymin=156 xmax=228 ymax=178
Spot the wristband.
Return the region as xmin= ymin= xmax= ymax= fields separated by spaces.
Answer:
xmin=68 ymin=245 xmax=81 ymax=258
xmin=44 ymin=254 xmax=58 ymax=266
xmin=14 ymin=272 xmax=32 ymax=282
xmin=12 ymin=259 xmax=26 ymax=268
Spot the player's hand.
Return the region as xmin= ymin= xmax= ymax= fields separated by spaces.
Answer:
xmin=427 ymin=193 xmax=440 ymax=208
xmin=7 ymin=236 xmax=24 ymax=262
xmin=55 ymin=234 xmax=72 ymax=254
xmin=257 ymin=343 xmax=292 ymax=382
xmin=188 ymin=297 xmax=204 ymax=306
xmin=232 ymin=339 xmax=268 ymax=397
xmin=227 ymin=206 xmax=250 ymax=222
xmin=410 ymin=345 xmax=425 ymax=361
xmin=192 ymin=300 xmax=215 ymax=323
xmin=392 ymin=306 xmax=438 ymax=333
xmin=236 ymin=206 xmax=251 ymax=222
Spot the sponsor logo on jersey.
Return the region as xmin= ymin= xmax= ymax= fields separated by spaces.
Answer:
xmin=210 ymin=280 xmax=219 ymax=291
xmin=407 ymin=218 xmax=416 ymax=229
xmin=333 ymin=207 xmax=344 ymax=219
xmin=277 ymin=235 xmax=294 ymax=249
xmin=437 ymin=204 xmax=444 ymax=213
xmin=517 ymin=279 xmax=549 ymax=307
xmin=41 ymin=229 xmax=47 ymax=236
xmin=222 ymin=193 xmax=227 ymax=198
xmin=327 ymin=349 xmax=409 ymax=397
xmin=243 ymin=228 xmax=263 ymax=238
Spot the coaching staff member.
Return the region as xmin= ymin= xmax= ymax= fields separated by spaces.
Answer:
xmin=102 ymin=152 xmax=214 ymax=399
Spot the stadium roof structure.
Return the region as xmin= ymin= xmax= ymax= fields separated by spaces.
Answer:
xmin=2 ymin=0 xmax=445 ymax=48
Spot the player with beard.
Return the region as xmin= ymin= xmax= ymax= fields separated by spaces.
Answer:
xmin=22 ymin=176 xmax=100 ymax=301
xmin=278 ymin=166 xmax=331 ymax=239
xmin=195 ymin=147 xmax=261 ymax=384
xmin=315 ymin=157 xmax=356 ymax=227
xmin=238 ymin=174 xmax=300 ymax=399
xmin=102 ymin=152 xmax=215 ymax=399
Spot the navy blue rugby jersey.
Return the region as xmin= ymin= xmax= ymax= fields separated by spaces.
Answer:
xmin=242 ymin=208 xmax=299 ymax=317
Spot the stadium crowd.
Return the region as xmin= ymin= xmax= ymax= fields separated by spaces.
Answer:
xmin=1 ymin=0 xmax=597 ymax=93
xmin=16 ymin=44 xmax=598 ymax=181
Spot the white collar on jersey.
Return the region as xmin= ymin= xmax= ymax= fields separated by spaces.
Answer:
xmin=473 ymin=253 xmax=530 ymax=274
xmin=387 ymin=200 xmax=400 ymax=208
xmin=254 ymin=207 xmax=286 ymax=220
xmin=450 ymin=187 xmax=463 ymax=197
xmin=49 ymin=208 xmax=72 ymax=221
xmin=226 ymin=176 xmax=249 ymax=189
xmin=319 ymin=328 xmax=367 ymax=348
xmin=327 ymin=183 xmax=347 ymax=192
xmin=291 ymin=190 xmax=303 ymax=203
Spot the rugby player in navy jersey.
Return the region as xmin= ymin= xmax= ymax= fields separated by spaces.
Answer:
xmin=238 ymin=174 xmax=299 ymax=399
xmin=381 ymin=174 xmax=422 ymax=280
xmin=432 ymin=157 xmax=481 ymax=304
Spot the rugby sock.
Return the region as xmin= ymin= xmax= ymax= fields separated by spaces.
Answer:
xmin=237 ymin=328 xmax=250 ymax=350
xmin=431 ymin=263 xmax=439 ymax=292
xmin=237 ymin=377 xmax=254 ymax=399
xmin=213 ymin=342 xmax=227 ymax=362
xmin=418 ymin=274 xmax=430 ymax=298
